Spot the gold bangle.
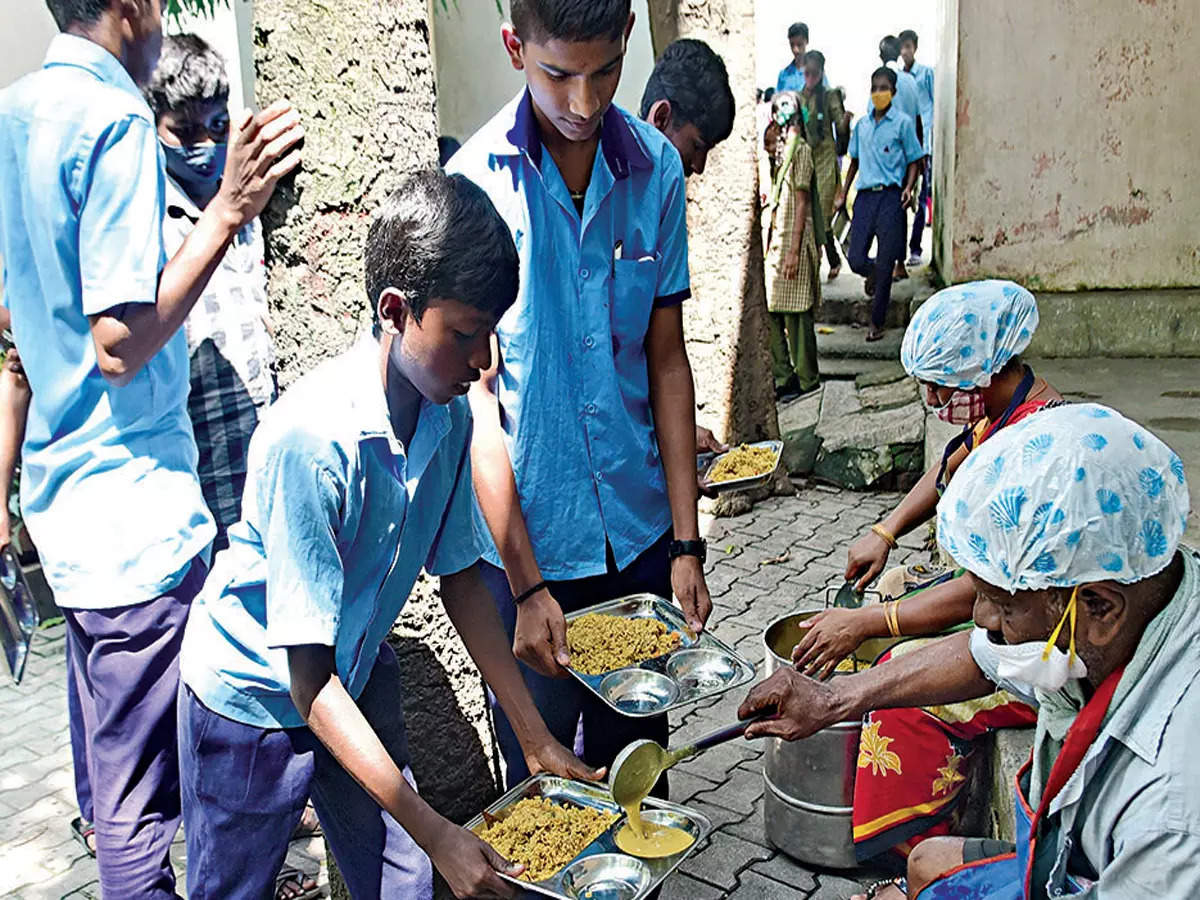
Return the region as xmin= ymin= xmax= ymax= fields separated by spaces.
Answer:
xmin=872 ymin=523 xmax=899 ymax=549
xmin=884 ymin=601 xmax=900 ymax=638
xmin=892 ymin=597 xmax=904 ymax=637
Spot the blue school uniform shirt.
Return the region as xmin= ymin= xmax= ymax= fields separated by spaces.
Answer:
xmin=180 ymin=335 xmax=484 ymax=729
xmin=0 ymin=34 xmax=214 ymax=609
xmin=848 ymin=104 xmax=924 ymax=190
xmin=776 ymin=62 xmax=829 ymax=93
xmin=892 ymin=66 xmax=923 ymax=130
xmin=448 ymin=92 xmax=690 ymax=580
xmin=906 ymin=61 xmax=935 ymax=151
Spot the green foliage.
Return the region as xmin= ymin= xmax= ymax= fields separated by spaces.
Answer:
xmin=165 ymin=0 xmax=226 ymax=26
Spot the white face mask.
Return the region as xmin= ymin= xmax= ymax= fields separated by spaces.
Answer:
xmin=986 ymin=587 xmax=1089 ymax=693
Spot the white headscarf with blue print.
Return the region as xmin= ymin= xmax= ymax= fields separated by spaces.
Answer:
xmin=938 ymin=404 xmax=1190 ymax=591
xmin=901 ymin=280 xmax=1039 ymax=390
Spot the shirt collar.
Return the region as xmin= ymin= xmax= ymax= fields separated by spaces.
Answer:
xmin=498 ymin=90 xmax=651 ymax=180
xmin=343 ymin=333 xmax=450 ymax=459
xmin=1100 ymin=548 xmax=1200 ymax=765
xmin=871 ymin=103 xmax=897 ymax=126
xmin=42 ymin=33 xmax=146 ymax=107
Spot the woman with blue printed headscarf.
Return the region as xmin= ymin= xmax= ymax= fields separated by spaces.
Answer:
xmin=790 ymin=280 xmax=1064 ymax=862
xmin=741 ymin=405 xmax=1197 ymax=900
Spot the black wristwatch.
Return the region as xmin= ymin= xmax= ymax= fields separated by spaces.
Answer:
xmin=668 ymin=539 xmax=707 ymax=564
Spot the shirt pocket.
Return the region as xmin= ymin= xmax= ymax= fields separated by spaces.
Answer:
xmin=611 ymin=254 xmax=660 ymax=349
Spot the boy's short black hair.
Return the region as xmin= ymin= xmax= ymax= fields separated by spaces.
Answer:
xmin=639 ymin=39 xmax=734 ymax=148
xmin=872 ymin=66 xmax=898 ymax=92
xmin=878 ymin=35 xmax=901 ymax=62
xmin=44 ymin=0 xmax=109 ymax=30
xmin=144 ymin=34 xmax=229 ymax=118
xmin=786 ymin=22 xmax=809 ymax=42
xmin=762 ymin=87 xmax=776 ymax=104
xmin=898 ymin=29 xmax=919 ymax=47
xmin=364 ymin=170 xmax=519 ymax=333
xmin=509 ymin=0 xmax=630 ymax=43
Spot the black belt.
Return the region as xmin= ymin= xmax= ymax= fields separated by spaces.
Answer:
xmin=861 ymin=184 xmax=901 ymax=192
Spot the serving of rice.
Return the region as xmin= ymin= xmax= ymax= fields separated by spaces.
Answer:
xmin=566 ymin=614 xmax=683 ymax=675
xmin=476 ymin=797 xmax=619 ymax=882
xmin=706 ymin=444 xmax=776 ymax=483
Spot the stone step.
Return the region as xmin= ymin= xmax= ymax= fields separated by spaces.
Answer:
xmin=815 ymin=324 xmax=905 ymax=360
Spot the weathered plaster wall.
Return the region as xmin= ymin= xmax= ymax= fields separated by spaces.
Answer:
xmin=652 ymin=1 xmax=781 ymax=451
xmin=939 ymin=0 xmax=1199 ymax=291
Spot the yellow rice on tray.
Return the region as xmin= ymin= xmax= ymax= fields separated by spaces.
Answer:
xmin=567 ymin=613 xmax=682 ymax=675
xmin=707 ymin=443 xmax=776 ymax=483
xmin=477 ymin=797 xmax=619 ymax=882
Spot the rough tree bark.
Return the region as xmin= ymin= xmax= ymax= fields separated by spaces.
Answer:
xmin=252 ymin=2 xmax=500 ymax=896
xmin=646 ymin=0 xmax=782 ymax=472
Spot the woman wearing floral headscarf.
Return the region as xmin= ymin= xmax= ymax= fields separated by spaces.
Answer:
xmin=791 ymin=280 xmax=1064 ymax=864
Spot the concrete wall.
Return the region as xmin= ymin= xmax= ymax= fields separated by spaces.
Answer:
xmin=432 ymin=0 xmax=656 ymax=144
xmin=937 ymin=0 xmax=1199 ymax=291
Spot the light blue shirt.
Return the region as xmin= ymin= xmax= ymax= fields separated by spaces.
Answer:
xmin=906 ymin=61 xmax=935 ymax=152
xmin=448 ymin=93 xmax=690 ymax=580
xmin=891 ymin=65 xmax=923 ymax=132
xmin=0 ymin=35 xmax=214 ymax=608
xmin=180 ymin=335 xmax=483 ymax=728
xmin=969 ymin=548 xmax=1200 ymax=896
xmin=776 ymin=62 xmax=829 ymax=94
xmin=848 ymin=104 xmax=924 ymax=190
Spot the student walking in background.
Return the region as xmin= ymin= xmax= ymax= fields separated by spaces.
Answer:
xmin=764 ymin=92 xmax=822 ymax=401
xmin=900 ymin=28 xmax=935 ymax=266
xmin=835 ymin=67 xmax=923 ymax=343
xmin=799 ymin=50 xmax=850 ymax=279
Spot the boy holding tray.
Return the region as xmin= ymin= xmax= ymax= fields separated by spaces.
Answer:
xmin=177 ymin=170 xmax=599 ymax=900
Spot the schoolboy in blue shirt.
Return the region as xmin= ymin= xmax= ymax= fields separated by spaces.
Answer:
xmin=0 ymin=1 xmax=300 ymax=895
xmin=448 ymin=0 xmax=712 ymax=793
xmin=900 ymin=28 xmax=935 ymax=265
xmin=835 ymin=67 xmax=923 ymax=343
xmin=178 ymin=170 xmax=598 ymax=900
xmin=776 ymin=22 xmax=829 ymax=93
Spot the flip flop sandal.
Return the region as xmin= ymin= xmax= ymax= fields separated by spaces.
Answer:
xmin=290 ymin=802 xmax=323 ymax=840
xmin=70 ymin=816 xmax=96 ymax=858
xmin=275 ymin=864 xmax=322 ymax=900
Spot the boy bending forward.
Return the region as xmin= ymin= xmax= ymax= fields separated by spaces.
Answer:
xmin=178 ymin=170 xmax=598 ymax=900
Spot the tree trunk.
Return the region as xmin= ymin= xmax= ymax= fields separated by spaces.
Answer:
xmin=646 ymin=1 xmax=782 ymax=464
xmin=252 ymin=3 xmax=500 ymax=896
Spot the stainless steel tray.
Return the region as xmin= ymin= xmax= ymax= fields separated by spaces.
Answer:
xmin=697 ymin=439 xmax=783 ymax=494
xmin=465 ymin=774 xmax=712 ymax=899
xmin=564 ymin=594 xmax=756 ymax=717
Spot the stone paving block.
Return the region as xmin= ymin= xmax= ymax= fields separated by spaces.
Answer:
xmin=733 ymin=565 xmax=792 ymax=592
xmin=674 ymin=739 xmax=762 ymax=783
xmin=679 ymin=831 xmax=773 ymax=891
xmin=720 ymin=791 xmax=766 ymax=845
xmin=810 ymin=871 xmax=870 ymax=898
xmin=660 ymin=872 xmax=728 ymax=900
xmin=735 ymin=517 xmax=780 ymax=540
xmin=731 ymin=868 xmax=815 ymax=898
xmin=692 ymin=766 xmax=764 ymax=816
xmin=748 ymin=853 xmax=820 ymax=893
xmin=669 ymin=768 xmax=720 ymax=805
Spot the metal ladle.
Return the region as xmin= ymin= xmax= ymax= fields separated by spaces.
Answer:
xmin=610 ymin=715 xmax=768 ymax=810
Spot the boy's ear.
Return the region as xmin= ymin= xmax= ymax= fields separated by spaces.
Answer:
xmin=377 ymin=288 xmax=409 ymax=336
xmin=501 ymin=25 xmax=525 ymax=72
xmin=648 ymin=99 xmax=672 ymax=132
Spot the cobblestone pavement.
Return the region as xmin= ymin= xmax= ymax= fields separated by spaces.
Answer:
xmin=0 ymin=483 xmax=926 ymax=899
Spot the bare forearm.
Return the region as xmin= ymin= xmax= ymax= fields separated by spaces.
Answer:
xmin=467 ymin=382 xmax=543 ymax=594
xmin=904 ymin=160 xmax=920 ymax=193
xmin=90 ymin=206 xmax=239 ymax=384
xmin=647 ymin=318 xmax=699 ymax=542
xmin=886 ymin=575 xmax=976 ymax=637
xmin=441 ymin=569 xmax=551 ymax=749
xmin=836 ymin=631 xmax=994 ymax=720
xmin=844 ymin=160 xmax=859 ymax=191
xmin=290 ymin=651 xmax=446 ymax=850
xmin=790 ymin=190 xmax=809 ymax=256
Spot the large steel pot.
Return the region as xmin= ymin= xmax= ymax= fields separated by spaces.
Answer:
xmin=760 ymin=611 xmax=899 ymax=869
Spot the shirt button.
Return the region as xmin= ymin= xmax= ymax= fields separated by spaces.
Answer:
xmin=595 ymin=471 xmax=604 ymax=482
xmin=580 ymin=267 xmax=590 ymax=280
xmin=583 ymin=335 xmax=595 ymax=348
xmin=585 ymin=403 xmax=597 ymax=415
